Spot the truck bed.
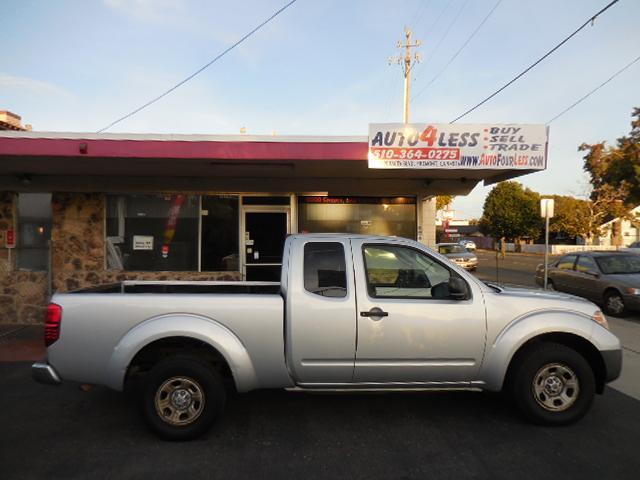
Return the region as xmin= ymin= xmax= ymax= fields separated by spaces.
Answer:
xmin=48 ymin=281 xmax=290 ymax=391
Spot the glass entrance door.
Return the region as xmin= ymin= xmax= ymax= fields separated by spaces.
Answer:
xmin=243 ymin=210 xmax=289 ymax=281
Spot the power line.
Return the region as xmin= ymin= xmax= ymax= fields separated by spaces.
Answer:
xmin=414 ymin=0 xmax=433 ymax=26
xmin=410 ymin=0 xmax=453 ymax=80
xmin=97 ymin=0 xmax=300 ymax=133
xmin=423 ymin=0 xmax=453 ymax=36
xmin=450 ymin=0 xmax=620 ymax=123
xmin=413 ymin=0 xmax=502 ymax=101
xmin=421 ymin=0 xmax=470 ymax=69
xmin=547 ymin=53 xmax=640 ymax=124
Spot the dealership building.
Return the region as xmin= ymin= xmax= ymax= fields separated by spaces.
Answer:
xmin=0 ymin=129 xmax=544 ymax=323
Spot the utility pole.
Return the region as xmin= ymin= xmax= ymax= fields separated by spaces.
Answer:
xmin=390 ymin=27 xmax=421 ymax=123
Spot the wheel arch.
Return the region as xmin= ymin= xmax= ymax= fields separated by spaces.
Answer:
xmin=603 ymin=286 xmax=622 ymax=298
xmin=125 ymin=336 xmax=234 ymax=389
xmin=480 ymin=310 xmax=613 ymax=394
xmin=503 ymin=332 xmax=606 ymax=394
xmin=105 ymin=314 xmax=258 ymax=392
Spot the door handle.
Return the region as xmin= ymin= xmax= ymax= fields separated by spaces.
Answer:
xmin=360 ymin=307 xmax=389 ymax=319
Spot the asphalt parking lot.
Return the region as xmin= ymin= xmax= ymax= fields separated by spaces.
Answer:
xmin=1 ymin=361 xmax=639 ymax=480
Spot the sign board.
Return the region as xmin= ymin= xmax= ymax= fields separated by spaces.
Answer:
xmin=132 ymin=235 xmax=154 ymax=251
xmin=540 ymin=198 xmax=555 ymax=218
xmin=368 ymin=123 xmax=548 ymax=170
xmin=6 ymin=229 xmax=15 ymax=249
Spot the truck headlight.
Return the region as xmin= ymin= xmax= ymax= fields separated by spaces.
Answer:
xmin=592 ymin=310 xmax=609 ymax=330
xmin=624 ymin=287 xmax=640 ymax=295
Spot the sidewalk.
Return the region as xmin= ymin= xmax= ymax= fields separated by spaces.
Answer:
xmin=0 ymin=325 xmax=46 ymax=362
xmin=476 ymin=248 xmax=560 ymax=258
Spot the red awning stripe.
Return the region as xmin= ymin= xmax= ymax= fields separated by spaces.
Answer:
xmin=0 ymin=137 xmax=368 ymax=161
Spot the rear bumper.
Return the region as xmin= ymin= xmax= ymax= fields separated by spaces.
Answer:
xmin=601 ymin=349 xmax=623 ymax=383
xmin=32 ymin=362 xmax=62 ymax=386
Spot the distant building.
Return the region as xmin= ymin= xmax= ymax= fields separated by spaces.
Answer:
xmin=0 ymin=111 xmax=31 ymax=131
xmin=596 ymin=205 xmax=640 ymax=247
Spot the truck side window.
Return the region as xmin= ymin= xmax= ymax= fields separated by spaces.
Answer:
xmin=363 ymin=244 xmax=451 ymax=299
xmin=304 ymin=242 xmax=347 ymax=298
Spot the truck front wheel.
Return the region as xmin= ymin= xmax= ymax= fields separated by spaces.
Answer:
xmin=141 ymin=356 xmax=226 ymax=440
xmin=511 ymin=343 xmax=595 ymax=425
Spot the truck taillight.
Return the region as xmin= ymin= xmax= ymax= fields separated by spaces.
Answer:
xmin=45 ymin=303 xmax=62 ymax=347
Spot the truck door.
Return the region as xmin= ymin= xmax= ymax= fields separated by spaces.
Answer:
xmin=351 ymin=239 xmax=486 ymax=384
xmin=285 ymin=238 xmax=357 ymax=384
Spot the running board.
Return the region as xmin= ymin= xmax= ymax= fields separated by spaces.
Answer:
xmin=286 ymin=381 xmax=485 ymax=393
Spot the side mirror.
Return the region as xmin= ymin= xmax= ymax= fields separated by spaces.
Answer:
xmin=448 ymin=277 xmax=469 ymax=300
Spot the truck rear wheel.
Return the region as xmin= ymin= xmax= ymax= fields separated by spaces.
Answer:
xmin=141 ymin=356 xmax=226 ymax=440
xmin=511 ymin=343 xmax=595 ymax=425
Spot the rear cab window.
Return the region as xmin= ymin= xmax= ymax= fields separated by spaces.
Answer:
xmin=303 ymin=242 xmax=347 ymax=298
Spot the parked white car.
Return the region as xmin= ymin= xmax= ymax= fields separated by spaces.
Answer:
xmin=459 ymin=239 xmax=477 ymax=251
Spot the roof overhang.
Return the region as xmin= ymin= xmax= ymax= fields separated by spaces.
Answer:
xmin=0 ymin=131 xmax=542 ymax=196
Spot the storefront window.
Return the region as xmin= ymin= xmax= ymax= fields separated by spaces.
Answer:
xmin=106 ymin=194 xmax=199 ymax=271
xmin=298 ymin=196 xmax=416 ymax=239
xmin=106 ymin=194 xmax=240 ymax=272
xmin=17 ymin=193 xmax=52 ymax=271
xmin=201 ymin=195 xmax=239 ymax=271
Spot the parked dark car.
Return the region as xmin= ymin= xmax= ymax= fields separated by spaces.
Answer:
xmin=535 ymin=251 xmax=640 ymax=316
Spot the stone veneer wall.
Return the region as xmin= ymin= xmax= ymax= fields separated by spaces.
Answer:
xmin=0 ymin=192 xmax=49 ymax=323
xmin=0 ymin=192 xmax=241 ymax=324
xmin=51 ymin=192 xmax=240 ymax=289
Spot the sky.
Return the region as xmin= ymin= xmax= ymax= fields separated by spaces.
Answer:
xmin=1 ymin=0 xmax=639 ymax=217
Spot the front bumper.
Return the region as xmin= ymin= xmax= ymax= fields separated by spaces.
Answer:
xmin=622 ymin=294 xmax=640 ymax=312
xmin=32 ymin=362 xmax=62 ymax=385
xmin=601 ymin=349 xmax=623 ymax=383
xmin=455 ymin=261 xmax=478 ymax=270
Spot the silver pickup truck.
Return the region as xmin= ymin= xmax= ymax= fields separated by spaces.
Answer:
xmin=33 ymin=234 xmax=622 ymax=440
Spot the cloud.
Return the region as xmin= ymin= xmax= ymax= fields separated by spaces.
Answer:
xmin=0 ymin=73 xmax=69 ymax=96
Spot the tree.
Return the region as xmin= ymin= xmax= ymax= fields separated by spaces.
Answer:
xmin=549 ymin=195 xmax=590 ymax=240
xmin=578 ymin=107 xmax=639 ymax=244
xmin=480 ymin=182 xmax=542 ymax=251
xmin=436 ymin=195 xmax=454 ymax=211
xmin=581 ymin=106 xmax=640 ymax=205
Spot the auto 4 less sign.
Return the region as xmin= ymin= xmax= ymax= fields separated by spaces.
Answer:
xmin=368 ymin=123 xmax=548 ymax=169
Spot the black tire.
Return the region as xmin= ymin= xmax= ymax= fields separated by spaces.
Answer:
xmin=141 ymin=356 xmax=226 ymax=440
xmin=604 ymin=290 xmax=626 ymax=317
xmin=510 ymin=343 xmax=595 ymax=426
